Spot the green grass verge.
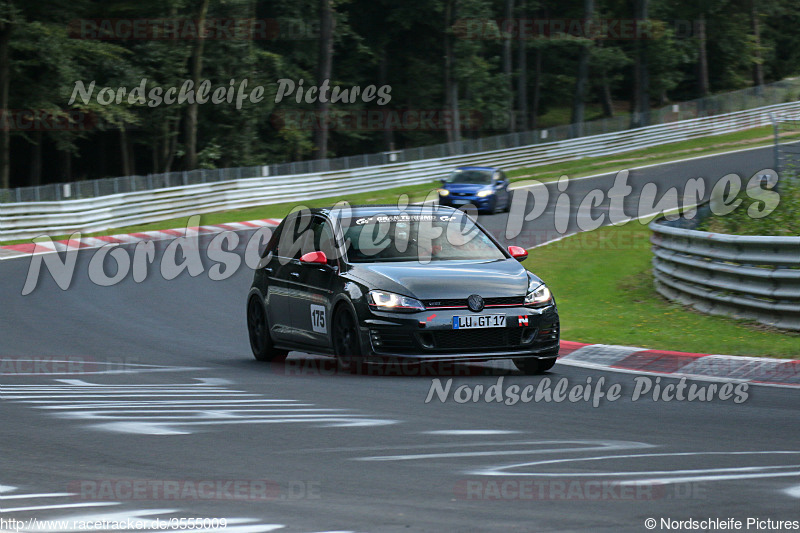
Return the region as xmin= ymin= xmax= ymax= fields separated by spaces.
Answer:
xmin=519 ymin=221 xmax=800 ymax=358
xmin=505 ymin=125 xmax=778 ymax=182
xmin=0 ymin=125 xmax=782 ymax=246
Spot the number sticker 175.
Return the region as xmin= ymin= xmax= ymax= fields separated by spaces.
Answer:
xmin=310 ymin=304 xmax=326 ymax=333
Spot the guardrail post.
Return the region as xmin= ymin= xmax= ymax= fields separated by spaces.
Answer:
xmin=770 ymin=112 xmax=781 ymax=191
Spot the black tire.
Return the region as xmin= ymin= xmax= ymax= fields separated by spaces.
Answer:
xmin=247 ymin=297 xmax=288 ymax=362
xmin=513 ymin=357 xmax=557 ymax=375
xmin=332 ymin=305 xmax=364 ymax=373
xmin=489 ymin=197 xmax=500 ymax=214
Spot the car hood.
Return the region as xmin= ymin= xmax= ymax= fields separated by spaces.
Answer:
xmin=444 ymin=183 xmax=490 ymax=193
xmin=347 ymin=259 xmax=533 ymax=300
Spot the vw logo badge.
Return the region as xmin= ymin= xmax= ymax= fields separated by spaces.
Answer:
xmin=467 ymin=294 xmax=484 ymax=312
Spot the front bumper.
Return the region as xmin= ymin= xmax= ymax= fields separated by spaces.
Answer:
xmin=358 ymin=305 xmax=559 ymax=362
xmin=439 ymin=193 xmax=495 ymax=211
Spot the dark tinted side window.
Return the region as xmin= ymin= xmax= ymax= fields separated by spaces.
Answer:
xmin=311 ymin=217 xmax=339 ymax=265
xmin=261 ymin=222 xmax=284 ymax=258
xmin=275 ymin=211 xmax=315 ymax=260
xmin=272 ymin=211 xmax=340 ymax=264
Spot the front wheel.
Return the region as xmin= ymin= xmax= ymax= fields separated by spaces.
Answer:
xmin=332 ymin=306 xmax=364 ymax=373
xmin=513 ymin=357 xmax=556 ymax=375
xmin=247 ymin=297 xmax=288 ymax=362
xmin=488 ymin=197 xmax=500 ymax=214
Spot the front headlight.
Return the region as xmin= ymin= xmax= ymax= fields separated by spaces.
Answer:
xmin=437 ymin=188 xmax=450 ymax=196
xmin=525 ymin=282 xmax=553 ymax=308
xmin=368 ymin=290 xmax=425 ymax=313
xmin=476 ymin=189 xmax=494 ymax=197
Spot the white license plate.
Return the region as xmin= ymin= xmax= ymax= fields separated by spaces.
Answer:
xmin=452 ymin=315 xmax=506 ymax=329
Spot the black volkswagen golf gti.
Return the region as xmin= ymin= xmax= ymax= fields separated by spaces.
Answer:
xmin=246 ymin=205 xmax=559 ymax=373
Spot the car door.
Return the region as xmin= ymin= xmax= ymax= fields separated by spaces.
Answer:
xmin=289 ymin=216 xmax=338 ymax=348
xmin=262 ymin=218 xmax=296 ymax=343
xmin=496 ymin=170 xmax=511 ymax=209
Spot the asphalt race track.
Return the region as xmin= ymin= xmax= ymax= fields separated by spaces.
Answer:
xmin=1 ymin=146 xmax=798 ymax=532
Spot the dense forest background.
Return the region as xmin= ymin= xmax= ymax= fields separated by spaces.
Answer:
xmin=0 ymin=0 xmax=798 ymax=189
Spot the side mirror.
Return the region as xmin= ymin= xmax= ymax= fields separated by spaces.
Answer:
xmin=299 ymin=251 xmax=328 ymax=265
xmin=508 ymin=246 xmax=528 ymax=261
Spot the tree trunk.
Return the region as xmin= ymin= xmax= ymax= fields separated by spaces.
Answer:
xmin=59 ymin=149 xmax=71 ymax=182
xmin=183 ymin=0 xmax=210 ymax=170
xmin=503 ymin=0 xmax=515 ymax=131
xmin=165 ymin=122 xmax=178 ymax=172
xmin=162 ymin=116 xmax=179 ymax=172
xmin=312 ymin=0 xmax=334 ymax=159
xmin=379 ymin=46 xmax=394 ymax=151
xmin=751 ymin=0 xmax=764 ymax=94
xmin=570 ymin=0 xmax=594 ymax=136
xmin=631 ymin=0 xmax=650 ymax=127
xmin=697 ymin=13 xmax=709 ymax=97
xmin=598 ymin=70 xmax=614 ymax=117
xmin=127 ymin=130 xmax=136 ymax=175
xmin=120 ymin=127 xmax=131 ymax=176
xmin=516 ymin=25 xmax=528 ymax=130
xmin=443 ymin=0 xmax=461 ymax=144
xmin=29 ymin=131 xmax=41 ymax=186
xmin=0 ymin=11 xmax=11 ymax=190
xmin=152 ymin=140 xmax=159 ymax=174
xmin=241 ymin=0 xmax=257 ymax=163
xmin=531 ymin=44 xmax=542 ymax=130
xmin=97 ymin=132 xmax=108 ymax=176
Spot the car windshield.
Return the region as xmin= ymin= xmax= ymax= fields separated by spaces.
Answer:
xmin=342 ymin=213 xmax=506 ymax=263
xmin=445 ymin=169 xmax=493 ymax=185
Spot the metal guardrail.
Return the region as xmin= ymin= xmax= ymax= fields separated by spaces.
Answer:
xmin=3 ymin=77 xmax=800 ymax=204
xmin=650 ymin=216 xmax=800 ymax=332
xmin=2 ymin=100 xmax=800 ymax=241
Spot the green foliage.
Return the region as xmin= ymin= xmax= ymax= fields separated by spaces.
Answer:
xmin=5 ymin=0 xmax=800 ymax=186
xmin=698 ymin=179 xmax=800 ymax=236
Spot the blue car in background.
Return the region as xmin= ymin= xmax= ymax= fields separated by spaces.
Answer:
xmin=437 ymin=166 xmax=512 ymax=214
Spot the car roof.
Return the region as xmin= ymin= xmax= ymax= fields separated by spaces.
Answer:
xmin=311 ymin=204 xmax=465 ymax=219
xmin=455 ymin=165 xmax=499 ymax=171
